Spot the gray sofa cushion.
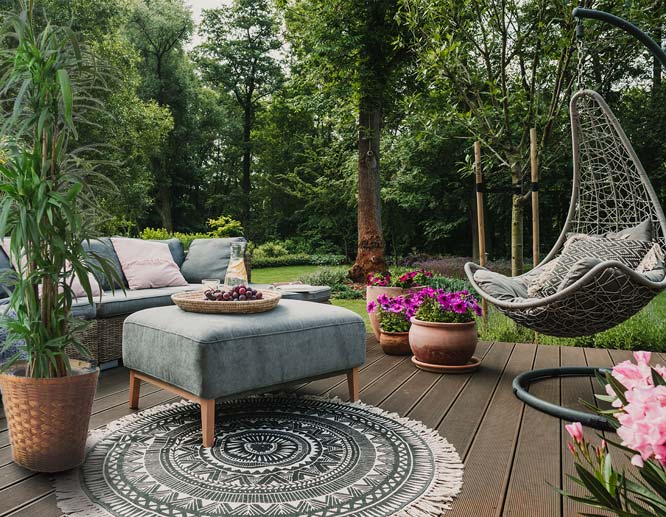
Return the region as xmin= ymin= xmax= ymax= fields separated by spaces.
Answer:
xmin=93 ymin=284 xmax=196 ymax=319
xmin=0 ymin=246 xmax=12 ymax=299
xmin=150 ymin=238 xmax=185 ymax=267
xmin=122 ymin=300 xmax=366 ymax=399
xmin=71 ymin=299 xmax=98 ymax=320
xmin=180 ymin=237 xmax=246 ymax=284
xmin=83 ymin=237 xmax=127 ymax=291
xmin=473 ymin=269 xmax=528 ymax=300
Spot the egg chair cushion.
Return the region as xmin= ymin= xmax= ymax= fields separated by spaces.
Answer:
xmin=534 ymin=238 xmax=654 ymax=298
xmin=472 ymin=269 xmax=529 ymax=300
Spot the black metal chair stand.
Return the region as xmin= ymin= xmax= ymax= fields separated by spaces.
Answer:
xmin=512 ymin=367 xmax=614 ymax=431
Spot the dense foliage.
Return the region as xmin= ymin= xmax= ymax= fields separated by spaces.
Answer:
xmin=1 ymin=0 xmax=663 ymax=269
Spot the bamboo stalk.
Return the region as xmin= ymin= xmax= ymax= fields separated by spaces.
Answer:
xmin=474 ymin=141 xmax=488 ymax=323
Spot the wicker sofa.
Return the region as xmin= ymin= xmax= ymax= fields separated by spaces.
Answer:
xmin=0 ymin=236 xmax=251 ymax=368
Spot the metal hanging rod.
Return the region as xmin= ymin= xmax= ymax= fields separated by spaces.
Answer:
xmin=572 ymin=7 xmax=666 ymax=67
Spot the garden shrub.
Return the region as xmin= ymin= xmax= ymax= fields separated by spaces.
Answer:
xmin=297 ymin=267 xmax=348 ymax=288
xmin=253 ymin=241 xmax=290 ymax=259
xmin=140 ymin=228 xmax=209 ymax=250
xmin=415 ymin=257 xmax=513 ymax=279
xmin=251 ymin=253 xmax=345 ymax=268
xmin=208 ymin=215 xmax=244 ymax=237
xmin=140 ymin=215 xmax=244 ymax=250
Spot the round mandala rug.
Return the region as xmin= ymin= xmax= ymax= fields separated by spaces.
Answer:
xmin=55 ymin=395 xmax=463 ymax=517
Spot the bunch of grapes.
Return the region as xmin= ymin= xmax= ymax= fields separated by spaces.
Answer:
xmin=204 ymin=285 xmax=263 ymax=302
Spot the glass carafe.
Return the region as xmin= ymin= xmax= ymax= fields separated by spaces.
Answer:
xmin=224 ymin=242 xmax=248 ymax=288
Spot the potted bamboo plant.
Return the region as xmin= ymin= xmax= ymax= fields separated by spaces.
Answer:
xmin=408 ymin=288 xmax=482 ymax=373
xmin=0 ymin=3 xmax=117 ymax=472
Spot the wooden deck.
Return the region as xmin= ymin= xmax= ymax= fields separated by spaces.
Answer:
xmin=0 ymin=337 xmax=659 ymax=517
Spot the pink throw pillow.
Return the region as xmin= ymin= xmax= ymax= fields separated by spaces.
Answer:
xmin=111 ymin=238 xmax=187 ymax=290
xmin=70 ymin=271 xmax=101 ymax=300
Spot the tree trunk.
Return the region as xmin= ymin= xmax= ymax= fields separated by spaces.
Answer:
xmin=349 ymin=98 xmax=386 ymax=283
xmin=510 ymin=160 xmax=523 ymax=276
xmin=241 ymin=104 xmax=252 ymax=228
xmin=653 ymin=0 xmax=662 ymax=92
xmin=471 ymin=191 xmax=479 ymax=262
xmin=157 ymin=185 xmax=173 ymax=231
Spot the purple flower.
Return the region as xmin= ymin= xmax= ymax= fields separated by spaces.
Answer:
xmin=366 ymin=301 xmax=377 ymax=313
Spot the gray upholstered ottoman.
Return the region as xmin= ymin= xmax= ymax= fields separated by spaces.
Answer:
xmin=123 ymin=299 xmax=366 ymax=447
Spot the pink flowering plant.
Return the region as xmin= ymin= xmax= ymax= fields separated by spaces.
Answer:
xmin=366 ymin=294 xmax=418 ymax=333
xmin=367 ymin=269 xmax=433 ymax=288
xmin=411 ymin=287 xmax=481 ymax=323
xmin=561 ymin=352 xmax=666 ymax=515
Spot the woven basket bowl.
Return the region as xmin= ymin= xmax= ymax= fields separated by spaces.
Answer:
xmin=0 ymin=360 xmax=98 ymax=472
xmin=171 ymin=289 xmax=282 ymax=314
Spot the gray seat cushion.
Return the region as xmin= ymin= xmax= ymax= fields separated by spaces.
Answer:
xmin=180 ymin=237 xmax=246 ymax=284
xmin=92 ymin=284 xmax=197 ymax=318
xmin=122 ymin=300 xmax=366 ymax=399
xmin=251 ymin=284 xmax=331 ymax=303
xmin=473 ymin=269 xmax=529 ymax=300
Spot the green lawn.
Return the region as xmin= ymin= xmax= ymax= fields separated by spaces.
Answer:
xmin=250 ymin=265 xmax=324 ymax=284
xmin=330 ymin=299 xmax=371 ymax=331
xmin=252 ymin=265 xmax=371 ymax=330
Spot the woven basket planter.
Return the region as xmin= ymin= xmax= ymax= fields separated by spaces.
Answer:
xmin=0 ymin=360 xmax=98 ymax=472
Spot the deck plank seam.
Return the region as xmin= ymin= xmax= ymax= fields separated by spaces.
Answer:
xmin=496 ymin=343 xmax=538 ymax=517
xmin=460 ymin=342 xmax=516 ymax=461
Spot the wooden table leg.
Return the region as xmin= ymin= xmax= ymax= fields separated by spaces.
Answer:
xmin=347 ymin=367 xmax=359 ymax=402
xmin=129 ymin=370 xmax=141 ymax=410
xmin=201 ymin=399 xmax=216 ymax=448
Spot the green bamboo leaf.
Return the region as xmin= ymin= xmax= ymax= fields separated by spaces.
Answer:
xmin=56 ymin=68 xmax=74 ymax=131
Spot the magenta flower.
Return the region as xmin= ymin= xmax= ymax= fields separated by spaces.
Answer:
xmin=366 ymin=301 xmax=377 ymax=313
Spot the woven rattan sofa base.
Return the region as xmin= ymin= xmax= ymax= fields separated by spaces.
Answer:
xmin=67 ymin=315 xmax=127 ymax=366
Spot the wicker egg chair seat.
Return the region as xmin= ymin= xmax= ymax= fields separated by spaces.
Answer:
xmin=465 ymin=90 xmax=666 ymax=338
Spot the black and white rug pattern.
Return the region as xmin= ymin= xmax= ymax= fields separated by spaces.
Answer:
xmin=55 ymin=395 xmax=463 ymax=516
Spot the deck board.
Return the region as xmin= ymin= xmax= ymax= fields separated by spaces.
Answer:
xmin=0 ymin=338 xmax=644 ymax=516
xmin=502 ymin=344 xmax=561 ymax=517
xmin=447 ymin=343 xmax=536 ymax=516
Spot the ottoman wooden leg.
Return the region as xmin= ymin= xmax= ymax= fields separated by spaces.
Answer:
xmin=347 ymin=367 xmax=359 ymax=402
xmin=201 ymin=399 xmax=216 ymax=448
xmin=129 ymin=370 xmax=141 ymax=410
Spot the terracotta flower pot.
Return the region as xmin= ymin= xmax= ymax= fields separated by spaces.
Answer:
xmin=0 ymin=360 xmax=99 ymax=472
xmin=379 ymin=331 xmax=411 ymax=355
xmin=409 ymin=318 xmax=478 ymax=366
xmin=366 ymin=285 xmax=424 ymax=341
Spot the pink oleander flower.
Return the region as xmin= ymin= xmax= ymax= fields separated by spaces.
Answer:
xmin=565 ymin=422 xmax=584 ymax=443
xmin=605 ymin=351 xmax=664 ymax=408
xmin=616 ymin=384 xmax=666 ymax=466
xmin=600 ymin=352 xmax=666 ymax=467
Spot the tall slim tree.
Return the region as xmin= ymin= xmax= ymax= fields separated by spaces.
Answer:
xmin=280 ymin=0 xmax=412 ymax=282
xmin=196 ymin=0 xmax=283 ymax=230
xmin=126 ymin=0 xmax=194 ymax=230
xmin=402 ymin=0 xmax=576 ymax=275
